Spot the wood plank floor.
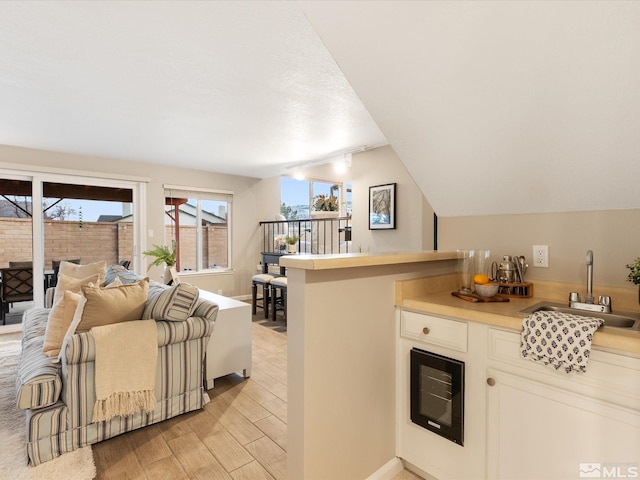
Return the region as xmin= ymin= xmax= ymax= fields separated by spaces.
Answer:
xmin=93 ymin=315 xmax=287 ymax=480
xmin=92 ymin=313 xmax=420 ymax=479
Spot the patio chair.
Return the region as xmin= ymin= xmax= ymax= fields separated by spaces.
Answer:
xmin=1 ymin=267 xmax=34 ymax=325
xmin=51 ymin=259 xmax=81 ymax=288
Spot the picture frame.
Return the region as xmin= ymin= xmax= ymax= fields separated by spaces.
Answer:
xmin=369 ymin=183 xmax=396 ymax=230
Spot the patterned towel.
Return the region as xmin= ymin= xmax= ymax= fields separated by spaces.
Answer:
xmin=521 ymin=310 xmax=603 ymax=374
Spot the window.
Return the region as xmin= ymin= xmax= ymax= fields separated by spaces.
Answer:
xmin=164 ymin=185 xmax=232 ymax=272
xmin=43 ymin=182 xmax=134 ymax=273
xmin=280 ymin=176 xmax=346 ymax=219
xmin=0 ymin=172 xmax=142 ymax=322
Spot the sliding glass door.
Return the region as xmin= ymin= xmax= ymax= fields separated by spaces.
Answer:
xmin=0 ymin=169 xmax=144 ymax=330
xmin=42 ymin=181 xmax=135 ymax=283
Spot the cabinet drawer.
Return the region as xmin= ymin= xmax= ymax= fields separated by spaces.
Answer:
xmin=401 ymin=310 xmax=467 ymax=352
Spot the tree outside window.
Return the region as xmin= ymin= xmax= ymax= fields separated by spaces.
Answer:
xmin=280 ymin=177 xmax=349 ymax=219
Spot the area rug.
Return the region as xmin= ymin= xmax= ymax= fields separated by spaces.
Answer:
xmin=0 ymin=340 xmax=96 ymax=480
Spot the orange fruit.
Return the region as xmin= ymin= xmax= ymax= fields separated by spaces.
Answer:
xmin=474 ymin=274 xmax=490 ymax=285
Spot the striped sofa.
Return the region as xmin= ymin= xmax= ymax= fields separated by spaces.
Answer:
xmin=15 ymin=266 xmax=218 ymax=465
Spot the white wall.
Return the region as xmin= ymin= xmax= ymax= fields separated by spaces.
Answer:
xmin=351 ymin=145 xmax=435 ymax=253
xmin=0 ymin=144 xmax=261 ymax=297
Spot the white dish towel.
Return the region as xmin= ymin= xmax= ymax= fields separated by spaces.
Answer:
xmin=521 ymin=310 xmax=603 ymax=374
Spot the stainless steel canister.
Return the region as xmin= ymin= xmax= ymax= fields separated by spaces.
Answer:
xmin=498 ymin=255 xmax=516 ymax=283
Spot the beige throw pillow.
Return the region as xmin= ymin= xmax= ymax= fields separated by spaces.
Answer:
xmin=74 ymin=278 xmax=149 ymax=333
xmin=42 ymin=290 xmax=82 ymax=358
xmin=44 ymin=277 xmax=123 ymax=359
xmin=52 ymin=272 xmax=103 ymax=307
xmin=106 ymin=276 xmax=123 ymax=288
xmin=59 ymin=260 xmax=106 ymax=280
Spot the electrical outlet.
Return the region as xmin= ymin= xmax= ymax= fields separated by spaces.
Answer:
xmin=533 ymin=245 xmax=549 ymax=268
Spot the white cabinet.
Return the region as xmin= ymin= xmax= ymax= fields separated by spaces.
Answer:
xmin=199 ymin=290 xmax=252 ymax=389
xmin=397 ymin=309 xmax=640 ymax=480
xmin=486 ymin=328 xmax=640 ymax=479
xmin=486 ymin=367 xmax=640 ymax=480
xmin=396 ymin=310 xmax=486 ymax=480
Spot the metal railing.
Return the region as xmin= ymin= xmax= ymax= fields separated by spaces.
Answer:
xmin=259 ymin=217 xmax=352 ymax=255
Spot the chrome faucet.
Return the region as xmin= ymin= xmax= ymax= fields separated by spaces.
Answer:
xmin=585 ymin=250 xmax=594 ymax=304
xmin=569 ymin=250 xmax=611 ymax=313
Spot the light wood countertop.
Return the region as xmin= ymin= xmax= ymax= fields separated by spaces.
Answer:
xmin=280 ymin=250 xmax=457 ymax=270
xmin=400 ymin=289 xmax=640 ymax=356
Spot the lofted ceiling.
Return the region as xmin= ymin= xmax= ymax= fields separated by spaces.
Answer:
xmin=1 ymin=1 xmax=639 ymax=217
xmin=300 ymin=1 xmax=640 ymax=216
xmin=0 ymin=1 xmax=386 ymax=179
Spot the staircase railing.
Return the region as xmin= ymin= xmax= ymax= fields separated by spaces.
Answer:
xmin=259 ymin=217 xmax=352 ymax=255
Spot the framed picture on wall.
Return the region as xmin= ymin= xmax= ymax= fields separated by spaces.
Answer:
xmin=369 ymin=183 xmax=396 ymax=230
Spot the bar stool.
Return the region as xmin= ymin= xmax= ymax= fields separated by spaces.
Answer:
xmin=270 ymin=276 xmax=288 ymax=324
xmin=251 ymin=274 xmax=274 ymax=319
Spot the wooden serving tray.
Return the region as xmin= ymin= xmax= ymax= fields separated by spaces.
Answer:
xmin=451 ymin=291 xmax=510 ymax=303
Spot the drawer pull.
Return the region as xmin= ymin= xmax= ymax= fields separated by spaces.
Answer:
xmin=486 ymin=377 xmax=496 ymax=387
xmin=422 ymin=327 xmax=430 ymax=335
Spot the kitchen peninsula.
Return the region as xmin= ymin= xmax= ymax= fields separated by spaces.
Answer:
xmin=280 ymin=251 xmax=458 ymax=480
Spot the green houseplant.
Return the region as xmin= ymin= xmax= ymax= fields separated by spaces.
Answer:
xmin=285 ymin=235 xmax=300 ymax=245
xmin=143 ymin=241 xmax=177 ymax=270
xmin=626 ymin=257 xmax=640 ymax=304
xmin=285 ymin=235 xmax=300 ymax=253
xmin=626 ymin=257 xmax=640 ymax=285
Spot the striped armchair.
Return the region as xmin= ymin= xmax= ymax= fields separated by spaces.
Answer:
xmin=15 ymin=267 xmax=218 ymax=466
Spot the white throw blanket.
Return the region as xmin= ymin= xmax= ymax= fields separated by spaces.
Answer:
xmin=521 ymin=310 xmax=603 ymax=374
xmin=91 ymin=320 xmax=158 ymax=422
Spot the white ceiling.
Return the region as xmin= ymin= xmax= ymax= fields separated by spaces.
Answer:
xmin=0 ymin=1 xmax=386 ymax=179
xmin=2 ymin=1 xmax=639 ymax=217
xmin=301 ymin=1 xmax=640 ymax=216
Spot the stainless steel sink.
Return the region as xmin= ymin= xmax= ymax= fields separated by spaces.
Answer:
xmin=519 ymin=301 xmax=640 ymax=330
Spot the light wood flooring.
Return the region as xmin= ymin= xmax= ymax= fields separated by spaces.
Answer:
xmin=89 ymin=313 xmax=421 ymax=479
xmin=93 ymin=316 xmax=288 ymax=480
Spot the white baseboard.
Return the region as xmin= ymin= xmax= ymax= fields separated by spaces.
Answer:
xmin=367 ymin=457 xmax=404 ymax=480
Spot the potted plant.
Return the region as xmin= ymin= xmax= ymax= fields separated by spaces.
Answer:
xmin=312 ymin=194 xmax=339 ymax=212
xmin=285 ymin=235 xmax=300 ymax=254
xmin=143 ymin=241 xmax=177 ymax=283
xmin=626 ymin=257 xmax=640 ymax=303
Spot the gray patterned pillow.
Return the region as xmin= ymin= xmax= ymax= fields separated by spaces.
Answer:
xmin=104 ymin=264 xmax=145 ymax=285
xmin=143 ymin=283 xmax=199 ymax=321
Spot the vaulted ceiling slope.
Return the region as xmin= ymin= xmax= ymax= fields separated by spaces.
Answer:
xmin=0 ymin=1 xmax=386 ymax=178
xmin=300 ymin=1 xmax=640 ymax=216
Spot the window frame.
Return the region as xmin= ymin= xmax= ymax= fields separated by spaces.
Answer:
xmin=163 ymin=184 xmax=233 ymax=274
xmin=280 ymin=175 xmax=344 ymax=219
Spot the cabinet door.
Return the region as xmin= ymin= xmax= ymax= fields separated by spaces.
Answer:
xmin=486 ymin=368 xmax=640 ymax=480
